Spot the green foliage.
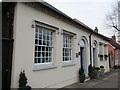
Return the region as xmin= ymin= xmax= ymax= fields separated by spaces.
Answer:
xmin=114 ymin=65 xmax=120 ymax=69
xmin=95 ymin=67 xmax=100 ymax=71
xmin=88 ymin=64 xmax=95 ymax=79
xmin=79 ymin=66 xmax=85 ymax=83
xmin=19 ymin=70 xmax=27 ymax=88
xmin=100 ymin=65 xmax=104 ymax=68
xmin=79 ymin=66 xmax=84 ymax=75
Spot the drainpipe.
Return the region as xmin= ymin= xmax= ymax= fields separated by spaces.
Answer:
xmin=89 ymin=33 xmax=92 ymax=65
xmin=114 ymin=48 xmax=116 ymax=66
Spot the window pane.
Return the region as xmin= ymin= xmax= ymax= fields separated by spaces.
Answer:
xmin=47 ymin=36 xmax=49 ymax=40
xmin=43 ymin=29 xmax=46 ymax=35
xmin=35 ymin=52 xmax=38 ymax=57
xmin=36 ymin=27 xmax=38 ymax=33
xmin=35 ymin=58 xmax=38 ymax=63
xmin=49 ymin=58 xmax=52 ymax=62
xmin=34 ymin=26 xmax=53 ymax=64
xmin=47 ymin=41 xmax=49 ymax=46
xmin=38 ymin=46 xmax=41 ymax=51
xmin=46 ymin=47 xmax=48 ymax=51
xmin=38 ymin=58 xmax=41 ymax=63
xmin=42 ymin=58 xmax=45 ymax=63
xmin=39 ymin=34 xmax=42 ymax=39
xmin=63 ymin=34 xmax=72 ymax=62
xmin=38 ymin=52 xmax=41 ymax=57
xmin=39 ymin=40 xmax=42 ymax=45
xmin=35 ymin=46 xmax=38 ymax=51
xmin=35 ymin=33 xmax=38 ymax=38
xmin=35 ymin=39 xmax=38 ymax=44
xmin=39 ymin=28 xmax=42 ymax=34
xmin=50 ymin=31 xmax=52 ymax=35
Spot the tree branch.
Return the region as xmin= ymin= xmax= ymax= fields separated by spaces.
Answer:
xmin=113 ymin=26 xmax=120 ymax=31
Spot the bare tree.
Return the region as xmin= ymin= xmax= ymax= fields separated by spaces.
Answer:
xmin=105 ymin=1 xmax=120 ymax=31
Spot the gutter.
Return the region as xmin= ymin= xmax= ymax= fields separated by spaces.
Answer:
xmin=38 ymin=2 xmax=109 ymax=41
xmin=89 ymin=33 xmax=92 ymax=65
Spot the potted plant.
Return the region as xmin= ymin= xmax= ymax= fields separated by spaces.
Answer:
xmin=114 ymin=65 xmax=118 ymax=69
xmin=79 ymin=66 xmax=85 ymax=83
xmin=104 ymin=54 xmax=108 ymax=60
xmin=18 ymin=70 xmax=31 ymax=90
xmin=94 ymin=67 xmax=101 ymax=78
xmin=88 ymin=64 xmax=95 ymax=79
xmin=100 ymin=65 xmax=105 ymax=76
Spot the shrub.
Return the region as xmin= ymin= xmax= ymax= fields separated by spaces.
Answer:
xmin=79 ymin=66 xmax=85 ymax=83
xmin=79 ymin=66 xmax=84 ymax=75
xmin=95 ymin=67 xmax=100 ymax=71
xmin=18 ymin=70 xmax=31 ymax=90
xmin=114 ymin=65 xmax=118 ymax=69
xmin=114 ymin=65 xmax=120 ymax=69
xmin=88 ymin=64 xmax=95 ymax=79
xmin=19 ymin=70 xmax=27 ymax=88
xmin=118 ymin=65 xmax=120 ymax=69
xmin=100 ymin=65 xmax=104 ymax=68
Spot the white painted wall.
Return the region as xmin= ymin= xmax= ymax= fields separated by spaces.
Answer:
xmin=11 ymin=3 xmax=110 ymax=88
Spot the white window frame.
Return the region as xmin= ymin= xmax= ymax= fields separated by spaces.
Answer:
xmin=104 ymin=44 xmax=107 ymax=55
xmin=99 ymin=42 xmax=103 ymax=54
xmin=33 ymin=20 xmax=59 ymax=71
xmin=63 ymin=33 xmax=72 ymax=62
xmin=62 ymin=31 xmax=76 ymax=67
xmin=34 ymin=25 xmax=54 ymax=65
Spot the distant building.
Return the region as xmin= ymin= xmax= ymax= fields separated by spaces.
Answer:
xmin=108 ymin=35 xmax=120 ymax=69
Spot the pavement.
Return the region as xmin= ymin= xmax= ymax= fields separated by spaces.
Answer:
xmin=63 ymin=69 xmax=119 ymax=89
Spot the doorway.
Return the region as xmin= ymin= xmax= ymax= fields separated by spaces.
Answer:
xmin=92 ymin=40 xmax=98 ymax=67
xmin=108 ymin=53 xmax=111 ymax=69
xmin=93 ymin=48 xmax=96 ymax=66
xmin=80 ymin=47 xmax=84 ymax=68
xmin=79 ymin=36 xmax=88 ymax=74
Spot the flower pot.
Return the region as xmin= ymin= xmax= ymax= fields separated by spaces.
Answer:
xmin=79 ymin=73 xmax=85 ymax=83
xmin=94 ymin=71 xmax=101 ymax=78
xmin=100 ymin=69 xmax=105 ymax=76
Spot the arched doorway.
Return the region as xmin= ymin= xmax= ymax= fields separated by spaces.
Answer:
xmin=92 ymin=40 xmax=98 ymax=67
xmin=79 ymin=36 xmax=88 ymax=74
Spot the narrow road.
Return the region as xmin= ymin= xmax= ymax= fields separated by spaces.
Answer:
xmin=91 ymin=70 xmax=118 ymax=88
xmin=64 ymin=69 xmax=119 ymax=89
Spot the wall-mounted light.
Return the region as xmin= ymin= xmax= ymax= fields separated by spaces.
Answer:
xmin=32 ymin=19 xmax=35 ymax=28
xmin=57 ymin=28 xmax=61 ymax=35
xmin=74 ymin=35 xmax=77 ymax=39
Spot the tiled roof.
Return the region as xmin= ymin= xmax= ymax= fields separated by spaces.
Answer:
xmin=108 ymin=38 xmax=120 ymax=49
xmin=30 ymin=1 xmax=109 ymax=41
xmin=73 ymin=18 xmax=94 ymax=31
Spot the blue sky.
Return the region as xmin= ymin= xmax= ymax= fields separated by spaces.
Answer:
xmin=45 ymin=0 xmax=117 ymax=38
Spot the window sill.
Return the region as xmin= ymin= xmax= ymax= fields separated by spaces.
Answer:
xmin=62 ymin=62 xmax=76 ymax=67
xmin=33 ymin=64 xmax=57 ymax=71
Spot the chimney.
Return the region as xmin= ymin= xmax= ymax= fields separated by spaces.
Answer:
xmin=94 ymin=26 xmax=98 ymax=33
xmin=111 ymin=35 xmax=116 ymax=41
